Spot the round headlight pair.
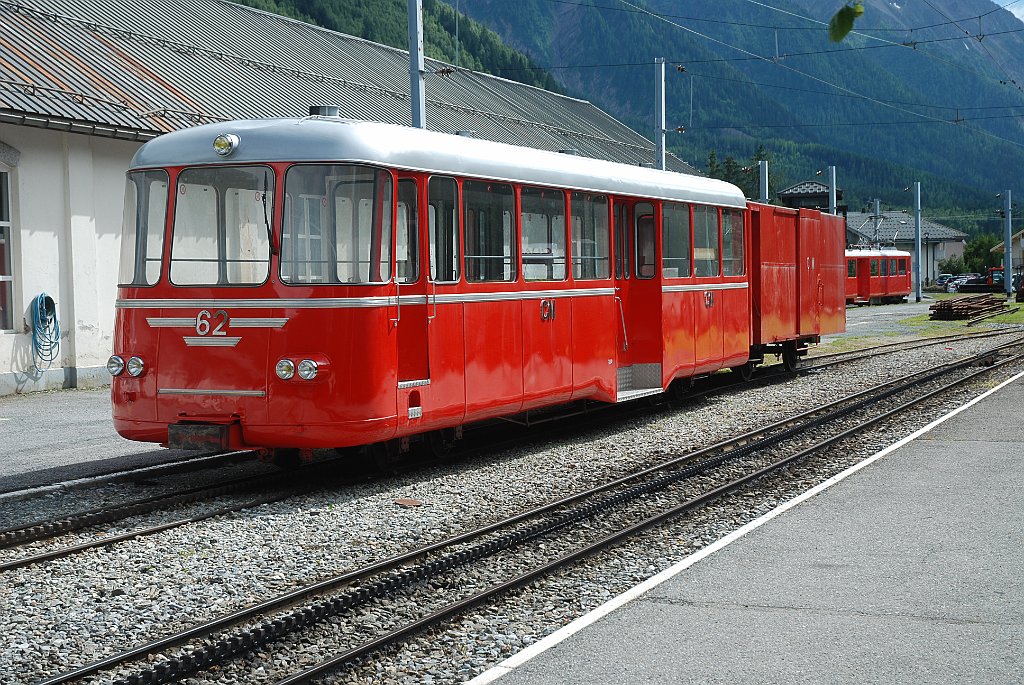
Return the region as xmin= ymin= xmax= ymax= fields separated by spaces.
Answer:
xmin=276 ymin=358 xmax=318 ymax=381
xmin=108 ymin=355 xmax=144 ymax=377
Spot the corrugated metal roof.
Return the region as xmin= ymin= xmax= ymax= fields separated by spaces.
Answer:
xmin=0 ymin=0 xmax=699 ymax=174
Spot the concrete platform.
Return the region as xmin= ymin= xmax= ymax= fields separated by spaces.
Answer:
xmin=476 ymin=371 xmax=1024 ymax=685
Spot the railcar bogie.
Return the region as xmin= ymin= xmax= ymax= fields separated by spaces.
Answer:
xmin=109 ymin=116 xmax=846 ymax=459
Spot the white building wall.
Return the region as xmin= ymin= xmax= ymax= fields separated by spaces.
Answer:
xmin=0 ymin=123 xmax=141 ymax=394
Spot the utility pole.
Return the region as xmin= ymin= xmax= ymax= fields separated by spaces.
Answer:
xmin=913 ymin=181 xmax=921 ymax=302
xmin=655 ymin=57 xmax=666 ymax=170
xmin=874 ymin=198 xmax=882 ymax=245
xmin=408 ymin=0 xmax=426 ymax=129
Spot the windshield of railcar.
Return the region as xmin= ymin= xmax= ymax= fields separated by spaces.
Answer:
xmin=169 ymin=166 xmax=273 ymax=286
xmin=282 ymin=165 xmax=392 ymax=284
xmin=119 ymin=170 xmax=168 ymax=286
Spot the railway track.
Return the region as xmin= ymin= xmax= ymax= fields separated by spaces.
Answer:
xmin=35 ymin=335 xmax=1023 ymax=685
xmin=4 ymin=329 xmax=1018 ymax=579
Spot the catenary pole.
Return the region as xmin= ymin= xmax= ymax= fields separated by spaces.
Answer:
xmin=914 ymin=181 xmax=921 ymax=302
xmin=655 ymin=57 xmax=666 ymax=170
xmin=408 ymin=0 xmax=426 ymax=129
xmin=1005 ymin=190 xmax=1013 ymax=297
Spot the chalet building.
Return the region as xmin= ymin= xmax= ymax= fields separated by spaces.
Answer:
xmin=776 ymin=180 xmax=847 ymax=215
xmin=991 ymin=229 xmax=1024 ymax=271
xmin=0 ymin=0 xmax=692 ymax=395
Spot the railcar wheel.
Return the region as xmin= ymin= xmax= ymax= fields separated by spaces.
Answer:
xmin=782 ymin=341 xmax=802 ymax=372
xmin=271 ymin=448 xmax=302 ymax=469
xmin=428 ymin=428 xmax=458 ymax=463
xmin=668 ymin=378 xmax=691 ymax=402
xmin=369 ymin=440 xmax=402 ymax=474
xmin=732 ymin=361 xmax=756 ymax=382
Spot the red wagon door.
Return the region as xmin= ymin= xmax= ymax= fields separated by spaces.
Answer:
xmin=394 ymin=178 xmax=431 ymax=429
xmin=798 ymin=211 xmax=822 ymax=336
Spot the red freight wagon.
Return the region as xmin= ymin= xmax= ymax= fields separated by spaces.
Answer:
xmin=109 ymin=115 xmax=846 ymax=464
xmin=748 ymin=204 xmax=846 ymax=371
xmin=845 ymin=248 xmax=912 ymax=305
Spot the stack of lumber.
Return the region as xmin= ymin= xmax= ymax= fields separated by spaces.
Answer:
xmin=929 ymin=294 xmax=1009 ymax=322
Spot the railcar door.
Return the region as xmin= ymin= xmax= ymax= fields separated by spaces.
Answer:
xmin=395 ymin=178 xmax=430 ymax=390
xmin=613 ymin=199 xmax=663 ymax=400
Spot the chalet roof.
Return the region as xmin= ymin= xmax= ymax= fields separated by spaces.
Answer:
xmin=992 ymin=228 xmax=1024 ymax=252
xmin=777 ymin=180 xmax=842 ymax=197
xmin=0 ymin=0 xmax=697 ymax=173
xmin=846 ymin=212 xmax=966 ymax=244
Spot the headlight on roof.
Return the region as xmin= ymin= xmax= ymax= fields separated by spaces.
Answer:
xmin=213 ymin=133 xmax=240 ymax=156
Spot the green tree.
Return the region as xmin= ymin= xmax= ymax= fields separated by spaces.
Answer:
xmin=707 ymin=149 xmax=720 ymax=179
xmin=963 ymin=234 xmax=1002 ymax=274
xmin=937 ymin=255 xmax=966 ymax=276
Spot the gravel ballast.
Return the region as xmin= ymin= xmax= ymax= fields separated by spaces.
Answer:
xmin=1 ymin=331 xmax=1021 ymax=684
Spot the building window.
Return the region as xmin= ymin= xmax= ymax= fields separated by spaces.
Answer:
xmin=0 ymin=170 xmax=12 ymax=331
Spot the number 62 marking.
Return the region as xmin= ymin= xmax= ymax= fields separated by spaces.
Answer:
xmin=196 ymin=309 xmax=228 ymax=336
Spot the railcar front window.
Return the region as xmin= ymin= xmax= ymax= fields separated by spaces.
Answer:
xmin=693 ymin=205 xmax=720 ymax=278
xmin=119 ymin=170 xmax=168 ymax=286
xmin=170 ymin=166 xmax=272 ymax=285
xmin=521 ymin=186 xmax=566 ymax=281
xmin=282 ymin=165 xmax=392 ymax=284
xmin=722 ymin=209 xmax=745 ymax=276
xmin=661 ymin=202 xmax=691 ymax=278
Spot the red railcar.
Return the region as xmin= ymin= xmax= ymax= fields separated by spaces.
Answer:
xmin=845 ymin=249 xmax=912 ymax=305
xmin=109 ymin=116 xmax=845 ymax=462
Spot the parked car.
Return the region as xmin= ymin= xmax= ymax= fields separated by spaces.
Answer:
xmin=946 ymin=276 xmax=970 ymax=293
xmin=935 ymin=273 xmax=954 ymax=287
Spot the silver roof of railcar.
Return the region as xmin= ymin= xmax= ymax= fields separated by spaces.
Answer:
xmin=130 ymin=117 xmax=746 ymax=208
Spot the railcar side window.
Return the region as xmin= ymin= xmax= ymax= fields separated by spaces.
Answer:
xmin=396 ymin=179 xmax=419 ymax=284
xmin=847 ymin=259 xmax=856 ymax=277
xmin=661 ymin=202 xmax=691 ymax=278
xmin=521 ymin=186 xmax=567 ymax=281
xmin=171 ymin=166 xmax=272 ymax=286
xmin=570 ymin=192 xmax=610 ymax=280
xmin=693 ymin=205 xmax=720 ymax=278
xmin=634 ymin=202 xmax=656 ymax=279
xmin=464 ymin=180 xmax=514 ymax=282
xmin=890 ymin=258 xmax=897 ymax=275
xmin=119 ymin=170 xmax=168 ymax=286
xmin=281 ymin=165 xmax=392 ymax=284
xmin=880 ymin=259 xmax=888 ymax=276
xmin=613 ymin=203 xmax=629 ymax=279
xmin=722 ymin=209 xmax=745 ymax=276
xmin=428 ymin=176 xmax=460 ymax=283
xmin=870 ymin=259 xmax=879 ymax=276
xmin=899 ymin=259 xmax=907 ymax=275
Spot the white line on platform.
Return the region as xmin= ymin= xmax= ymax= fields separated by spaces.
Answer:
xmin=468 ymin=368 xmax=1024 ymax=684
